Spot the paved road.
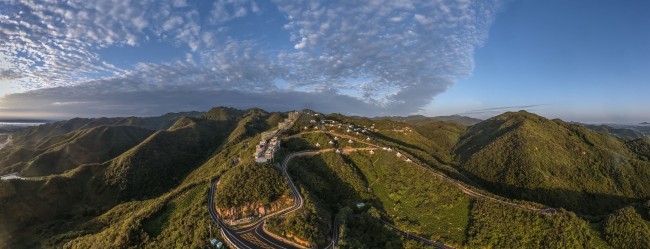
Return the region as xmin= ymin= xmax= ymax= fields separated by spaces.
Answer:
xmin=297 ymin=130 xmax=561 ymax=246
xmin=319 ymin=130 xmax=559 ymax=215
xmin=209 ymin=128 xmax=558 ymax=248
xmin=208 ymin=148 xmax=361 ymax=249
xmin=380 ymin=220 xmax=453 ymax=249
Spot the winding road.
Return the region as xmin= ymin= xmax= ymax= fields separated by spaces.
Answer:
xmin=311 ymin=130 xmax=558 ymax=215
xmin=208 ymin=127 xmax=559 ymax=248
xmin=209 ymin=148 xmax=366 ymax=249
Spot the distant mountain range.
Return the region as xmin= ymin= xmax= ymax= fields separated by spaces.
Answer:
xmin=373 ymin=114 xmax=482 ymax=126
xmin=577 ymin=123 xmax=650 ymax=139
xmin=0 ymin=107 xmax=648 ymax=248
xmin=456 ymin=111 xmax=650 ymax=215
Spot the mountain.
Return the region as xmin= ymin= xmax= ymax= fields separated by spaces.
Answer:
xmin=1 ymin=107 xmax=648 ymax=248
xmin=455 ymin=110 xmax=650 ymax=214
xmin=0 ymin=107 xmax=271 ymax=247
xmin=19 ymin=126 xmax=153 ymax=177
xmin=641 ymin=122 xmax=650 ymax=125
xmin=10 ymin=111 xmax=201 ymax=146
xmin=105 ymin=114 xmax=238 ymax=200
xmin=582 ymin=124 xmax=645 ymax=139
xmin=373 ymin=114 xmax=482 ymax=126
xmin=0 ymin=112 xmax=202 ymax=176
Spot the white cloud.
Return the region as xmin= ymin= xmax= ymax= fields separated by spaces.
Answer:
xmin=163 ymin=16 xmax=184 ymax=31
xmin=52 ymin=101 xmax=89 ymax=106
xmin=0 ymin=0 xmax=233 ymax=88
xmin=294 ymin=37 xmax=308 ymax=49
xmin=275 ymin=0 xmax=500 ymax=113
xmin=0 ymin=0 xmax=502 ymax=117
xmin=172 ymin=0 xmax=188 ymax=8
xmin=0 ymin=69 xmax=21 ymax=80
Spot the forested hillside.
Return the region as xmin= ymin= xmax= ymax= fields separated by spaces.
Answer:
xmin=0 ymin=107 xmax=280 ymax=248
xmin=455 ymin=111 xmax=650 ymax=214
xmin=1 ymin=108 xmax=648 ymax=248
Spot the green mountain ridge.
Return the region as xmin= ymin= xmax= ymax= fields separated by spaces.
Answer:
xmin=22 ymin=126 xmax=154 ymax=177
xmin=373 ymin=114 xmax=482 ymax=126
xmin=0 ymin=107 xmax=249 ymax=247
xmin=581 ymin=124 xmax=646 ymax=139
xmin=0 ymin=107 xmax=648 ymax=248
xmin=455 ymin=110 xmax=650 ymax=214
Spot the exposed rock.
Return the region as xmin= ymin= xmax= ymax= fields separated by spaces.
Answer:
xmin=217 ymin=195 xmax=293 ymax=221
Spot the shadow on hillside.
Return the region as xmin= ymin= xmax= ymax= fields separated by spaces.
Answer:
xmin=296 ymin=154 xmax=406 ymax=246
xmin=372 ymin=132 xmax=427 ymax=154
xmin=288 ymin=154 xmax=367 ymax=212
xmin=454 ymin=118 xmax=518 ymax=162
xmin=459 ymin=170 xmax=645 ymax=218
xmin=283 ymin=137 xmax=316 ymax=151
xmin=371 ymin=132 xmax=446 ymax=166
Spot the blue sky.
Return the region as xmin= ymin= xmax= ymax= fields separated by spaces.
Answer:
xmin=424 ymin=0 xmax=650 ymax=123
xmin=0 ymin=0 xmax=648 ymax=123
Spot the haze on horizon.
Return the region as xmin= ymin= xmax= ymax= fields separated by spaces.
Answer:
xmin=0 ymin=0 xmax=648 ymax=123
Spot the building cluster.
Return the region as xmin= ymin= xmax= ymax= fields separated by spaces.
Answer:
xmin=278 ymin=111 xmax=300 ymax=130
xmin=255 ymin=137 xmax=280 ymax=163
xmin=338 ymin=123 xmax=372 ymax=135
xmin=253 ymin=111 xmax=301 ymax=163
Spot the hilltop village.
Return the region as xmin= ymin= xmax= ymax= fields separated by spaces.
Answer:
xmin=253 ymin=111 xmax=301 ymax=162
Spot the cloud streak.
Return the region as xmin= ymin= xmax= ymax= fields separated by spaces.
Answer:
xmin=458 ymin=104 xmax=549 ymax=116
xmin=0 ymin=0 xmax=502 ymax=118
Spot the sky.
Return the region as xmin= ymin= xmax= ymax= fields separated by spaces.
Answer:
xmin=0 ymin=0 xmax=648 ymax=123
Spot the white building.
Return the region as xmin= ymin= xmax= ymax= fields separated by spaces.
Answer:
xmin=255 ymin=137 xmax=281 ymax=163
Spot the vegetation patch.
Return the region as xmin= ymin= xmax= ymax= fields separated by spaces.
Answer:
xmin=346 ymin=150 xmax=471 ymax=246
xmin=602 ymin=206 xmax=650 ymax=248
xmin=466 ymin=199 xmax=596 ymax=248
xmin=215 ymin=162 xmax=288 ymax=208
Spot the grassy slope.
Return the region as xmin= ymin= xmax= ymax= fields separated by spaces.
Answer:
xmin=466 ymin=199 xmax=597 ymax=248
xmin=59 ymin=108 xmax=278 ymax=248
xmin=280 ymin=116 xmax=604 ymax=248
xmin=215 ymin=162 xmax=288 ymax=208
xmin=346 ymin=150 xmax=470 ymax=245
xmin=455 ymin=111 xmax=650 ymax=214
xmin=5 ymin=109 xmax=647 ymax=248
xmin=0 ymin=107 xmax=257 ymax=248
xmin=267 ymin=189 xmax=332 ymax=248
xmin=277 ymin=135 xmax=470 ymax=247
xmin=0 ymin=112 xmax=199 ymax=175
xmin=324 ymin=114 xmax=470 ymax=182
xmin=105 ymin=115 xmax=237 ymax=200
xmin=21 ymin=126 xmax=154 ymax=176
xmin=602 ymin=206 xmax=650 ymax=248
xmin=0 ymin=163 xmax=119 ymax=248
